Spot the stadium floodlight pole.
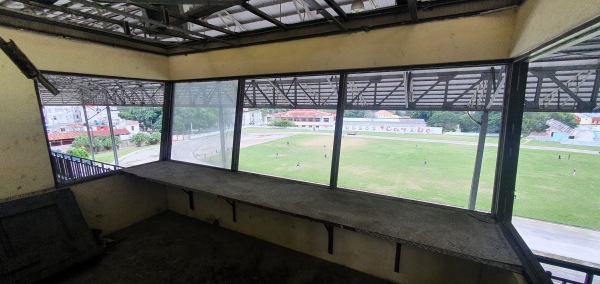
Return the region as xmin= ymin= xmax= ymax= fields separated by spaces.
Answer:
xmin=468 ymin=110 xmax=489 ymax=210
xmin=217 ymin=84 xmax=228 ymax=168
xmin=329 ymin=72 xmax=348 ymax=189
xmin=106 ymin=105 xmax=119 ymax=167
xmin=81 ymin=103 xmax=96 ymax=161
xmin=468 ymin=70 xmax=495 ymax=210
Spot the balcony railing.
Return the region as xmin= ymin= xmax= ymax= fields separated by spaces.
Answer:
xmin=538 ymin=255 xmax=600 ymax=284
xmin=50 ymin=151 xmax=122 ymax=183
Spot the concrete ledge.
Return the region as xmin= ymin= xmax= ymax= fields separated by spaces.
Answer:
xmin=122 ymin=161 xmax=523 ymax=272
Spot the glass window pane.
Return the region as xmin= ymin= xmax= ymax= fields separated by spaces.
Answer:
xmin=109 ymin=106 xmax=163 ymax=167
xmin=338 ymin=67 xmax=505 ymax=210
xmin=238 ymin=74 xmax=339 ymax=185
xmin=171 ymin=81 xmax=238 ymax=169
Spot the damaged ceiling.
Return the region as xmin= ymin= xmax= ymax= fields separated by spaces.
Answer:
xmin=0 ymin=0 xmax=521 ymax=55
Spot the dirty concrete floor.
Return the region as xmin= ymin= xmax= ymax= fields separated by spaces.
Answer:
xmin=43 ymin=211 xmax=393 ymax=284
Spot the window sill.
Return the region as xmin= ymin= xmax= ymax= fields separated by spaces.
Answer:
xmin=123 ymin=160 xmax=523 ymax=272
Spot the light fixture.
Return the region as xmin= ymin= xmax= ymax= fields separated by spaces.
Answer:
xmin=350 ymin=0 xmax=364 ymax=13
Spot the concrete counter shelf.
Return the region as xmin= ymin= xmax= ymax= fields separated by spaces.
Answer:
xmin=122 ymin=161 xmax=524 ymax=274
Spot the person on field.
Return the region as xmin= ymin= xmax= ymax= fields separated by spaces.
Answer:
xmin=572 ymin=169 xmax=577 ymax=176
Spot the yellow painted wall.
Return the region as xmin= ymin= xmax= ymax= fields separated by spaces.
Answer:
xmin=166 ymin=188 xmax=525 ymax=284
xmin=169 ymin=10 xmax=515 ymax=80
xmin=511 ymin=0 xmax=600 ymax=57
xmin=71 ymin=174 xmax=167 ymax=235
xmin=0 ymin=27 xmax=168 ymax=199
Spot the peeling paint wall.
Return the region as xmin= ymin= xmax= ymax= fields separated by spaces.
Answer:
xmin=70 ymin=174 xmax=167 ymax=235
xmin=0 ymin=27 xmax=168 ymax=200
xmin=169 ymin=10 xmax=515 ymax=80
xmin=166 ymin=187 xmax=525 ymax=284
xmin=511 ymin=0 xmax=600 ymax=57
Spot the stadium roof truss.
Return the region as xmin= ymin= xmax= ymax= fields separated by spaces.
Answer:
xmin=0 ymin=0 xmax=521 ymax=55
xmin=525 ymin=35 xmax=600 ymax=113
xmin=38 ymin=74 xmax=165 ymax=106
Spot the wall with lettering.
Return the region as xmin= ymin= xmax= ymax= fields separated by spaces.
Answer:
xmin=342 ymin=122 xmax=443 ymax=134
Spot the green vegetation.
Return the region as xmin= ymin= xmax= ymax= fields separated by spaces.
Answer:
xmin=66 ymin=148 xmax=90 ymax=159
xmin=118 ymin=107 xmax=163 ymax=131
xmin=239 ymin=133 xmax=600 ymax=230
xmin=131 ymin=132 xmax=150 ymax=147
xmin=270 ymin=119 xmax=296 ymax=127
xmin=93 ymin=145 xmax=159 ymax=164
xmin=148 ymin=132 xmax=161 ymax=145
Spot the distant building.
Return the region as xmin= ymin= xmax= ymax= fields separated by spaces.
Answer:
xmin=242 ymin=109 xmax=263 ymax=126
xmin=575 ymin=113 xmax=600 ymax=125
xmin=48 ymin=128 xmax=131 ymax=149
xmin=373 ymin=110 xmax=400 ymax=119
xmin=265 ymin=110 xmax=336 ymax=129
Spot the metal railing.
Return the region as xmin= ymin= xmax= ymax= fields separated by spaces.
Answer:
xmin=50 ymin=151 xmax=122 ymax=183
xmin=538 ymin=255 xmax=600 ymax=284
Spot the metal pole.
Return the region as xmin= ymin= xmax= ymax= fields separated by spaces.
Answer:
xmin=492 ymin=61 xmax=529 ymax=222
xmin=329 ymin=72 xmax=348 ymax=189
xmin=468 ymin=110 xmax=488 ymax=210
xmin=218 ymin=86 xmax=228 ymax=168
xmin=81 ymin=105 xmax=95 ymax=161
xmin=160 ymin=82 xmax=174 ymax=161
xmin=231 ymin=79 xmax=246 ymax=172
xmin=106 ymin=105 xmax=119 ymax=167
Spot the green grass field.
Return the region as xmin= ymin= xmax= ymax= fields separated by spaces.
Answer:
xmin=94 ymin=145 xmax=159 ymax=164
xmin=239 ymin=132 xmax=600 ymax=230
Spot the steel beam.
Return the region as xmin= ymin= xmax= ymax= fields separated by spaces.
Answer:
xmin=241 ymin=2 xmax=287 ymax=30
xmin=329 ymin=73 xmax=348 ymax=189
xmin=135 ymin=3 xmax=236 ymax=35
xmin=323 ymin=0 xmax=347 ymax=20
xmin=492 ymin=61 xmax=528 ymax=222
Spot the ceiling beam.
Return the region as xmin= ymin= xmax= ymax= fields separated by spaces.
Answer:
xmin=323 ymin=0 xmax=347 ymax=20
xmin=69 ymin=0 xmax=236 ymax=46
xmin=135 ymin=3 xmax=236 ymax=35
xmin=241 ymin=2 xmax=287 ymax=30
xmin=304 ymin=0 xmax=347 ymax=30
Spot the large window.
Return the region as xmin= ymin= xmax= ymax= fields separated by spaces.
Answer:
xmin=337 ymin=67 xmax=505 ymax=210
xmin=39 ymin=74 xmax=165 ymax=183
xmin=513 ymin=43 xmax=600 ymax=282
xmin=238 ymin=75 xmax=339 ymax=185
xmin=171 ymin=81 xmax=238 ymax=169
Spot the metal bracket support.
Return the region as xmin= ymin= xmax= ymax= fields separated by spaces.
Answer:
xmin=324 ymin=224 xmax=334 ymax=254
xmin=181 ymin=189 xmax=194 ymax=210
xmin=225 ymin=199 xmax=237 ymax=223
xmin=394 ymin=243 xmax=402 ymax=273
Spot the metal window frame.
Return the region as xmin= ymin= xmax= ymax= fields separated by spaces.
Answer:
xmin=34 ymin=71 xmax=169 ymax=186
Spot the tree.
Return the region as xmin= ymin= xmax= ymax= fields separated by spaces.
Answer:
xmin=67 ymin=148 xmax=90 ymax=159
xmin=522 ymin=112 xmax=549 ymax=134
xmin=270 ymin=119 xmax=296 ymax=127
xmin=118 ymin=107 xmax=163 ymax=131
xmin=131 ymin=132 xmax=149 ymax=147
xmin=549 ymin=113 xmax=577 ymax=128
xmin=408 ymin=111 xmax=433 ymax=120
xmin=148 ymin=132 xmax=161 ymax=145
xmin=172 ymin=108 xmax=219 ymax=133
xmin=344 ymin=110 xmax=367 ymax=118
xmin=426 ymin=112 xmax=461 ymax=132
xmin=71 ymin=135 xmax=90 ymax=149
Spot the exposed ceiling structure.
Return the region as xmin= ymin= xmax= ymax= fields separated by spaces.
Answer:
xmin=39 ymin=75 xmax=165 ymax=106
xmin=526 ymin=34 xmax=600 ymax=112
xmin=0 ymin=0 xmax=521 ymax=55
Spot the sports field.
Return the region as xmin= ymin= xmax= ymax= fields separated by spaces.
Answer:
xmin=239 ymin=131 xmax=600 ymax=230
